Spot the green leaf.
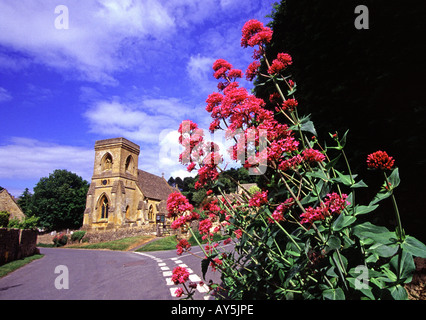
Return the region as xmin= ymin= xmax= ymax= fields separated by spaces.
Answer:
xmin=370 ymin=243 xmax=399 ymax=258
xmin=332 ymin=170 xmax=357 ymax=186
xmin=387 ymin=284 xmax=408 ymax=300
xmin=325 ymin=235 xmax=341 ymax=253
xmin=353 ymin=204 xmax=379 ymax=216
xmin=401 ymin=235 xmax=426 ymax=258
xmin=353 ymin=222 xmax=397 ymax=245
xmin=388 ymin=168 xmax=400 ymax=189
xmin=369 ymin=189 xmax=392 ymax=205
xmin=390 ymin=251 xmax=415 ymax=283
xmin=350 ymin=180 xmax=368 ymax=189
xmin=339 ymin=129 xmax=349 ymax=149
xmin=322 ymin=287 xmax=345 ymax=300
xmin=325 ymin=154 xmax=342 ymax=170
xmin=300 ymin=120 xmax=317 ymax=137
xmin=332 ymin=214 xmax=356 ymax=232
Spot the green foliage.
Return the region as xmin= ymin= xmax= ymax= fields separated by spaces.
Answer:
xmin=52 ymin=233 xmax=68 ymax=247
xmin=71 ymin=230 xmax=86 ymax=243
xmin=0 ymin=211 xmax=10 ymax=228
xmin=30 ymin=169 xmax=89 ymax=231
xmin=7 ymin=216 xmax=39 ymax=230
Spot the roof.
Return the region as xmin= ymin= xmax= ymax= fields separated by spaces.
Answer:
xmin=136 ymin=169 xmax=177 ymax=201
xmin=0 ymin=189 xmax=26 ymax=220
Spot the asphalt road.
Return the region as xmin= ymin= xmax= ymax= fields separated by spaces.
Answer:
xmin=0 ymin=246 xmax=225 ymax=300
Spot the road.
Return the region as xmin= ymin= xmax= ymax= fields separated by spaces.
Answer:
xmin=0 ymin=246 xmax=225 ymax=300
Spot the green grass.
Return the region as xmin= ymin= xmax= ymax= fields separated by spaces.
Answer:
xmin=68 ymin=235 xmax=154 ymax=251
xmin=136 ymin=235 xmax=178 ymax=252
xmin=0 ymin=254 xmax=44 ymax=278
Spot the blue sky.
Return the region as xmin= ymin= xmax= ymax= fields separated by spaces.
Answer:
xmin=0 ymin=0 xmax=276 ymax=196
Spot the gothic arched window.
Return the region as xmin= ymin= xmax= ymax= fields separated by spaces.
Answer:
xmin=101 ymin=153 xmax=113 ymax=171
xmin=99 ymin=195 xmax=109 ymax=220
xmin=125 ymin=155 xmax=134 ymax=173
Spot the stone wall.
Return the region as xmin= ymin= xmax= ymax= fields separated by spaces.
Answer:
xmin=0 ymin=228 xmax=39 ymax=265
xmin=82 ymin=224 xmax=157 ymax=243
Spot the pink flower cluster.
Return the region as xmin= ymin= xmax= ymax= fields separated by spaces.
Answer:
xmin=248 ymin=190 xmax=268 ymax=207
xmin=166 ymin=192 xmax=194 ymax=218
xmin=171 ymin=266 xmax=190 ymax=284
xmin=241 ymin=19 xmax=273 ymax=48
xmin=176 ymin=239 xmax=191 ymax=255
xmin=269 ymin=198 xmax=295 ymax=223
xmin=367 ymin=150 xmax=395 ymax=170
xmin=300 ymin=193 xmax=350 ymax=225
xmin=268 ymin=53 xmax=293 ymax=75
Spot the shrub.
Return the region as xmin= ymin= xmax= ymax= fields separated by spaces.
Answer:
xmin=71 ymin=230 xmax=86 ymax=243
xmin=52 ymin=233 xmax=68 ymax=247
xmin=166 ymin=19 xmax=426 ymax=300
xmin=0 ymin=211 xmax=10 ymax=228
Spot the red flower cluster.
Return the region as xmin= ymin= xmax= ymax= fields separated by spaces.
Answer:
xmin=302 ymin=148 xmax=325 ymax=164
xmin=171 ymin=266 xmax=190 ymax=284
xmin=300 ymin=193 xmax=349 ymax=225
xmin=367 ymin=150 xmax=395 ymax=170
xmin=281 ymin=98 xmax=298 ymax=112
xmin=268 ymin=53 xmax=293 ymax=75
xmin=212 ymin=58 xmax=243 ymax=84
xmin=166 ymin=192 xmax=194 ymax=218
xmin=241 ymin=19 xmax=273 ymax=48
xmin=278 ymin=154 xmax=303 ymax=172
xmin=248 ymin=190 xmax=268 ymax=207
xmin=176 ymin=239 xmax=191 ymax=255
xmin=245 ymin=61 xmax=260 ymax=81
xmin=269 ymin=198 xmax=295 ymax=223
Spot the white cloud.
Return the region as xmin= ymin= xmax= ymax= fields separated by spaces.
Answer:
xmin=0 ymin=87 xmax=12 ymax=103
xmin=186 ymin=54 xmax=217 ymax=94
xmin=83 ymin=96 xmax=196 ymax=144
xmin=0 ymin=137 xmax=94 ymax=182
xmin=0 ymin=0 xmax=175 ymax=84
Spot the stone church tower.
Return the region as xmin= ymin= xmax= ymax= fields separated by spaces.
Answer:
xmin=83 ymin=137 xmax=175 ymax=231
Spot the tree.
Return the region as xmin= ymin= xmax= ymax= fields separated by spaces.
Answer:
xmin=31 ymin=169 xmax=89 ymax=231
xmin=167 ymin=176 xmax=176 ymax=187
xmin=17 ymin=188 xmax=33 ymax=216
xmin=254 ymin=0 xmax=426 ymax=242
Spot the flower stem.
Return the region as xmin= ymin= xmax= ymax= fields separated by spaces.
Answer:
xmin=383 ymin=172 xmax=405 ymax=242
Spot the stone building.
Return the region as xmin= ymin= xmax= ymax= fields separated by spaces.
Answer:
xmin=0 ymin=189 xmax=25 ymax=221
xmin=82 ymin=137 xmax=176 ymax=231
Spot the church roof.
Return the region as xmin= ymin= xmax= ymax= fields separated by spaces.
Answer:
xmin=136 ymin=169 xmax=177 ymax=201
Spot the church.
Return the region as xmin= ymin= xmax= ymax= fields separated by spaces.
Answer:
xmin=82 ymin=137 xmax=176 ymax=232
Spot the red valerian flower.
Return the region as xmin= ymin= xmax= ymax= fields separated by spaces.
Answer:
xmin=278 ymin=154 xmax=303 ymax=172
xmin=241 ymin=19 xmax=273 ymax=48
xmin=176 ymin=239 xmax=191 ymax=255
xmin=248 ymin=190 xmax=268 ymax=207
xmin=367 ymin=150 xmax=395 ymax=170
xmin=199 ymin=218 xmax=213 ymax=235
xmin=167 ymin=192 xmax=194 ymax=218
xmin=171 ymin=266 xmax=190 ymax=284
xmin=300 ymin=193 xmax=349 ymax=225
xmin=267 ymin=53 xmax=293 ymax=75
xmin=302 ymin=148 xmax=326 ymax=164
xmin=213 ymin=59 xmax=232 ymax=79
xmin=269 ymin=197 xmax=295 ymax=223
xmin=245 ymin=61 xmax=260 ymax=81
xmin=281 ymin=98 xmax=298 ymax=112
xmin=234 ymin=229 xmax=243 ymax=239
xmin=174 ymin=288 xmax=184 ymax=298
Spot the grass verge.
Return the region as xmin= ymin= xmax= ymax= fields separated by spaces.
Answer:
xmin=136 ymin=235 xmax=178 ymax=252
xmin=0 ymin=254 xmax=44 ymax=278
xmin=67 ymin=235 xmax=155 ymax=251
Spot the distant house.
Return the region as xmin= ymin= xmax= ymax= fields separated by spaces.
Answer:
xmin=0 ymin=189 xmax=25 ymax=221
xmin=83 ymin=137 xmax=177 ymax=231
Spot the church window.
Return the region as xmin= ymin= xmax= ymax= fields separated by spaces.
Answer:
xmin=100 ymin=195 xmax=109 ymax=220
xmin=125 ymin=155 xmax=134 ymax=173
xmin=148 ymin=205 xmax=154 ymax=222
xmin=101 ymin=153 xmax=113 ymax=171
